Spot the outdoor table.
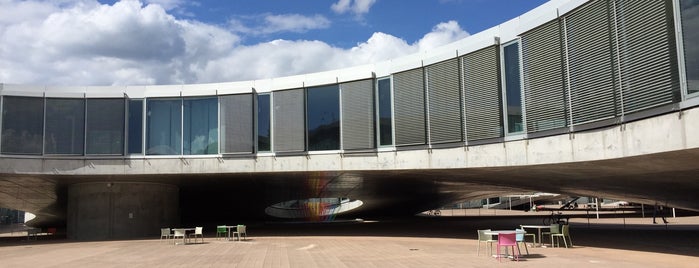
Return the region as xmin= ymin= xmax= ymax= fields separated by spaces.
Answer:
xmin=172 ymin=228 xmax=195 ymax=245
xmin=224 ymin=225 xmax=238 ymax=241
xmin=483 ymin=230 xmax=526 ymax=258
xmin=520 ymin=225 xmax=550 ymax=247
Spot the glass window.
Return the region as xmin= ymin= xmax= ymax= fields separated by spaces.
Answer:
xmin=306 ymin=85 xmax=340 ymax=151
xmin=377 ymin=78 xmax=393 ymax=146
xmin=127 ymin=99 xmax=143 ymax=154
xmin=45 ymin=98 xmax=85 ymax=155
xmin=257 ymin=94 xmax=271 ymax=152
xmin=681 ymin=0 xmax=699 ymax=95
xmin=146 ymin=98 xmax=181 ymax=155
xmin=86 ymin=99 xmax=124 ymax=155
xmin=1 ymin=96 xmax=44 ymax=154
xmin=503 ymin=42 xmax=524 ymax=134
xmin=183 ymin=97 xmax=218 ymax=155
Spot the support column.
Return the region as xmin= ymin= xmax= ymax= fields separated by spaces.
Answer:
xmin=67 ymin=182 xmax=179 ymax=240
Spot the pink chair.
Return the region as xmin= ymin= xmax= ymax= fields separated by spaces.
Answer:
xmin=496 ymin=232 xmax=520 ymax=262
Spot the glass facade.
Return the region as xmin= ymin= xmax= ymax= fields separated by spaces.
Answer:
xmin=681 ymin=0 xmax=699 ymax=95
xmin=503 ymin=42 xmax=524 ymax=134
xmin=45 ymin=98 xmax=85 ymax=155
xmin=146 ymin=98 xmax=181 ymax=155
xmin=183 ymin=97 xmax=218 ymax=155
xmin=1 ymin=96 xmax=44 ymax=154
xmin=257 ymin=94 xmax=271 ymax=152
xmin=306 ymin=85 xmax=340 ymax=151
xmin=377 ymin=78 xmax=393 ymax=146
xmin=86 ymin=99 xmax=124 ymax=155
xmin=127 ymin=99 xmax=143 ymax=154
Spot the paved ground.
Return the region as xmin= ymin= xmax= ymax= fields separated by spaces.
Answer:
xmin=1 ymin=215 xmax=698 ymax=267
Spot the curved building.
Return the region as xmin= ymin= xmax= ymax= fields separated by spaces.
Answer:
xmin=1 ymin=0 xmax=699 ymax=239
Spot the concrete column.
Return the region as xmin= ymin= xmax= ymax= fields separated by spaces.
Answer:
xmin=67 ymin=182 xmax=179 ymax=240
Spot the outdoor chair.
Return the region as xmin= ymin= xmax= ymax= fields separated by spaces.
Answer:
xmin=515 ymin=229 xmax=529 ymax=255
xmin=551 ymin=224 xmax=572 ymax=248
xmin=232 ymin=225 xmax=246 ymax=241
xmin=476 ymin=229 xmax=496 ymax=256
xmin=160 ymin=228 xmax=172 ymax=241
xmin=189 ymin=227 xmax=204 ymax=244
xmin=173 ymin=229 xmax=186 ymax=244
xmin=496 ymin=232 xmax=520 ymax=262
xmin=216 ymin=225 xmax=227 ymax=240
xmin=542 ymin=223 xmax=560 ymax=247
xmin=519 ymin=225 xmax=537 ymax=245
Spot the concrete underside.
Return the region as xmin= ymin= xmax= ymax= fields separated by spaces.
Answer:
xmin=0 ymin=107 xmax=698 ymax=236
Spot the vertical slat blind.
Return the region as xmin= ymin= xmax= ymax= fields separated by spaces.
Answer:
xmin=613 ymin=0 xmax=680 ymax=114
xmin=522 ymin=20 xmax=569 ymax=133
xmin=426 ymin=58 xmax=462 ymax=144
xmin=341 ymin=79 xmax=375 ymax=150
xmin=220 ymin=94 xmax=254 ymax=154
xmin=565 ymin=0 xmax=618 ymax=125
xmin=393 ymin=68 xmax=426 ymax=146
xmin=273 ymin=89 xmax=305 ymax=152
xmin=462 ymin=46 xmax=502 ymax=141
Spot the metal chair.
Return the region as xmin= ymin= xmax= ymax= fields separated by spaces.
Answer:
xmin=160 ymin=228 xmax=172 ymax=241
xmin=551 ymin=224 xmax=572 ymax=248
xmin=515 ymin=229 xmax=529 ymax=255
xmin=477 ymin=229 xmax=496 ymax=256
xmin=216 ymin=225 xmax=227 ymax=240
xmin=519 ymin=225 xmax=537 ymax=246
xmin=172 ymin=229 xmax=186 ymax=244
xmin=232 ymin=225 xmax=246 ymax=241
xmin=189 ymin=227 xmax=204 ymax=244
xmin=496 ymin=232 xmax=520 ymax=262
xmin=542 ymin=223 xmax=560 ymax=247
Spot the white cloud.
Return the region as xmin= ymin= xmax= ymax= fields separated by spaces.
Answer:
xmin=230 ymin=14 xmax=331 ymax=35
xmin=331 ymin=0 xmax=376 ymax=16
xmin=0 ymin=0 xmax=469 ymax=86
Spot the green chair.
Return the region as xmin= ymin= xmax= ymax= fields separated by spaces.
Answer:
xmin=542 ymin=224 xmax=560 ymax=247
xmin=216 ymin=225 xmax=227 ymax=240
xmin=551 ymin=224 xmax=572 ymax=248
xmin=232 ymin=225 xmax=246 ymax=241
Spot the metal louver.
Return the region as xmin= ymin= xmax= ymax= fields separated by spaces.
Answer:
xmin=426 ymin=58 xmax=463 ymax=144
xmin=462 ymin=46 xmax=503 ymax=141
xmin=220 ymin=94 xmax=254 ymax=154
xmin=341 ymin=79 xmax=375 ymax=151
xmin=273 ymin=89 xmax=305 ymax=153
xmin=393 ymin=68 xmax=426 ymax=146
xmin=522 ymin=20 xmax=569 ymax=133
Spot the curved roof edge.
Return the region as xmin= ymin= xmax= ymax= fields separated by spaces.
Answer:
xmin=0 ymin=0 xmax=586 ymax=97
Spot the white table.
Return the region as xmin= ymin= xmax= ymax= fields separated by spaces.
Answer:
xmin=520 ymin=225 xmax=550 ymax=247
xmin=224 ymin=225 xmax=238 ymax=241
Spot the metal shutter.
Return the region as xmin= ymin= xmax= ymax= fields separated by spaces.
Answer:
xmin=522 ymin=20 xmax=569 ymax=133
xmin=220 ymin=94 xmax=254 ymax=154
xmin=273 ymin=89 xmax=305 ymax=153
xmin=564 ymin=0 xmax=618 ymax=125
xmin=462 ymin=46 xmax=502 ymax=141
xmin=393 ymin=68 xmax=426 ymax=146
xmin=341 ymin=79 xmax=375 ymax=151
xmin=426 ymin=58 xmax=463 ymax=144
xmin=612 ymin=0 xmax=680 ymax=114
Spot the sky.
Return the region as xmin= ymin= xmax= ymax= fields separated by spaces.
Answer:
xmin=0 ymin=0 xmax=548 ymax=86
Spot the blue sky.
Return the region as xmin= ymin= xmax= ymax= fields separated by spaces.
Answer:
xmin=0 ymin=0 xmax=548 ymax=86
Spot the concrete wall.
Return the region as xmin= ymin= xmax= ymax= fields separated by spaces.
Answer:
xmin=67 ymin=182 xmax=179 ymax=240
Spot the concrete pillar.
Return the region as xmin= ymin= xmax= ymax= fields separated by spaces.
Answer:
xmin=67 ymin=182 xmax=179 ymax=240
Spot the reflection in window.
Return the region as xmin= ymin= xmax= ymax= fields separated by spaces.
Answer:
xmin=681 ymin=0 xmax=699 ymax=94
xmin=45 ymin=98 xmax=85 ymax=155
xmin=128 ymin=99 xmax=143 ymax=154
xmin=503 ymin=42 xmax=524 ymax=134
xmin=306 ymin=85 xmax=340 ymax=151
xmin=1 ymin=96 xmax=44 ymax=154
xmin=377 ymin=78 xmax=393 ymax=146
xmin=257 ymin=94 xmax=271 ymax=151
xmin=86 ymin=99 xmax=124 ymax=155
xmin=183 ymin=97 xmax=218 ymax=155
xmin=146 ymin=98 xmax=181 ymax=155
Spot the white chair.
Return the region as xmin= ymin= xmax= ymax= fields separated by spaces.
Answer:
xmin=173 ymin=229 xmax=186 ymax=245
xmin=160 ymin=228 xmax=172 ymax=241
xmin=519 ymin=225 xmax=537 ymax=246
xmin=233 ymin=225 xmax=246 ymax=241
xmin=189 ymin=227 xmax=204 ymax=244
xmin=477 ymin=229 xmax=496 ymax=256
